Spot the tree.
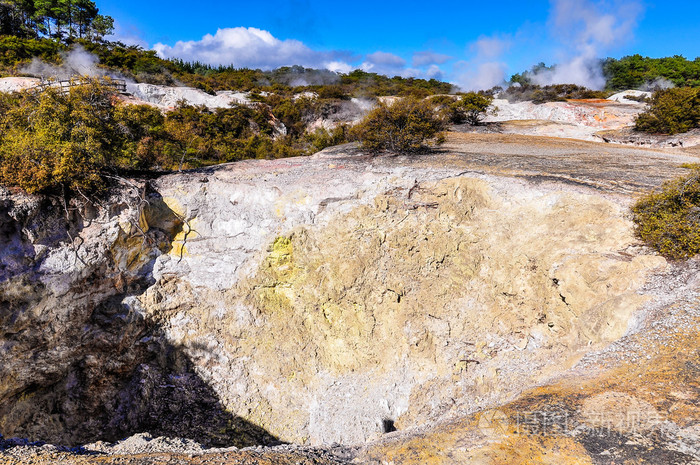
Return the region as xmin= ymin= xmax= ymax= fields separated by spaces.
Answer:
xmin=0 ymin=0 xmax=35 ymax=37
xmin=635 ymin=87 xmax=700 ymax=135
xmin=0 ymin=0 xmax=112 ymax=40
xmin=350 ymin=97 xmax=446 ymax=153
xmin=0 ymin=78 xmax=121 ymax=193
xmin=602 ymin=55 xmax=700 ymax=90
xmin=33 ymin=0 xmax=62 ymax=37
xmin=73 ymin=0 xmax=98 ymax=38
xmin=449 ymin=92 xmax=494 ymax=125
xmin=88 ymin=13 xmax=112 ymax=40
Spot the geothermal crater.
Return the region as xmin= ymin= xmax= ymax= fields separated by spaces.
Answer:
xmin=1 ymin=134 xmax=700 ymax=464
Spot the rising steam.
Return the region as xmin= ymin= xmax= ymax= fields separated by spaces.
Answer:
xmin=456 ymin=35 xmax=511 ymax=91
xmin=529 ymin=0 xmax=644 ymax=89
xmin=457 ymin=0 xmax=644 ymax=91
xmin=639 ymin=77 xmax=674 ymax=91
xmin=20 ymin=46 xmax=106 ymax=80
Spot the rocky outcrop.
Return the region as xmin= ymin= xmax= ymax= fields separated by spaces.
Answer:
xmin=125 ymin=83 xmax=253 ymax=110
xmin=607 ymin=90 xmax=652 ymax=104
xmin=0 ymin=184 xmax=275 ymax=448
xmin=480 ymin=98 xmax=653 ymax=144
xmin=0 ymin=77 xmax=40 ymax=93
xmin=357 ymin=260 xmax=700 ymax=464
xmin=137 ymin=150 xmax=673 ymax=447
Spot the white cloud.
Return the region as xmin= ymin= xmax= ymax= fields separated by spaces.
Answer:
xmin=360 ymin=51 xmax=409 ymax=76
xmin=364 ymin=51 xmax=406 ymax=67
xmin=472 ymin=36 xmax=511 ymax=59
xmin=326 ymin=61 xmax=353 ymax=74
xmin=151 ymin=27 xmax=453 ymax=81
xmin=412 ymin=51 xmax=452 ymax=67
xmin=425 ymin=64 xmax=444 ymax=80
xmin=359 ymin=51 xmax=450 ymax=80
xmin=153 ymin=27 xmax=352 ymax=72
xmin=457 ymin=61 xmax=508 ymax=91
xmin=149 ymin=25 xmax=459 ymax=81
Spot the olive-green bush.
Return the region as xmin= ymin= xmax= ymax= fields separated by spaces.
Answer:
xmin=448 ymin=92 xmax=494 ymax=125
xmin=0 ymin=78 xmax=351 ymax=194
xmin=632 ymin=165 xmax=700 ymax=259
xmin=501 ymin=83 xmax=610 ymax=104
xmin=350 ymin=98 xmax=446 ymax=153
xmin=635 ymin=87 xmax=700 ymax=135
xmin=0 ymin=78 xmax=124 ymax=193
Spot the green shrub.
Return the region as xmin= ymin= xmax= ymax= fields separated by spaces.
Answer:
xmin=0 ymin=36 xmax=64 ymax=67
xmin=113 ymin=103 xmax=167 ymax=169
xmin=0 ymin=72 xmax=431 ymax=195
xmin=426 ymin=95 xmax=457 ymax=106
xmin=350 ymin=97 xmax=446 ymax=153
xmin=0 ymin=78 xmax=123 ymax=193
xmin=0 ymin=79 xmax=264 ymax=193
xmin=305 ymin=125 xmax=348 ymax=153
xmin=635 ymin=87 xmax=700 ymax=135
xmin=448 ymin=92 xmax=494 ymax=125
xmin=632 ymin=167 xmax=700 ymax=259
xmin=602 ymin=55 xmax=700 ymax=90
xmin=316 ymin=85 xmax=348 ymax=100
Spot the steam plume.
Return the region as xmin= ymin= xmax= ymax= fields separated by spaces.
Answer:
xmin=531 ymin=0 xmax=644 ymax=89
xmin=456 ymin=35 xmax=511 ymax=91
xmin=21 ymin=46 xmax=106 ymax=80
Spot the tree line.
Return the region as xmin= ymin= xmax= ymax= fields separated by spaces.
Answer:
xmin=0 ymin=0 xmax=113 ymax=40
xmin=603 ymin=55 xmax=700 ymax=90
xmin=511 ymin=56 xmax=700 ymax=91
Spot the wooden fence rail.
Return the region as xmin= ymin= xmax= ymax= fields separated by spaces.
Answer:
xmin=35 ymin=78 xmax=128 ymax=94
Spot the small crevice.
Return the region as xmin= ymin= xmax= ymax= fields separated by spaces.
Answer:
xmin=382 ymin=419 xmax=397 ymax=434
xmin=560 ymin=293 xmax=569 ymax=306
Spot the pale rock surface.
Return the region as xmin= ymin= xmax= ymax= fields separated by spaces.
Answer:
xmin=0 ymin=77 xmax=40 ymax=92
xmin=607 ymin=89 xmax=652 ymax=104
xmin=487 ymin=98 xmax=642 ymax=129
xmin=483 ymin=98 xmax=645 ymax=142
xmin=126 ymin=82 xmax=252 ymax=110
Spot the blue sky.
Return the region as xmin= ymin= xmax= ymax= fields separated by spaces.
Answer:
xmin=98 ymin=0 xmax=700 ymax=89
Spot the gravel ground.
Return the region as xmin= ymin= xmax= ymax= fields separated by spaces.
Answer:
xmin=0 ymin=434 xmax=352 ymax=464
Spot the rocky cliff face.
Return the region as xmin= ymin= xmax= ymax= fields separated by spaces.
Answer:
xmin=0 ymin=183 xmax=275 ymax=448
xmin=1 ymin=134 xmax=696 ymax=459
